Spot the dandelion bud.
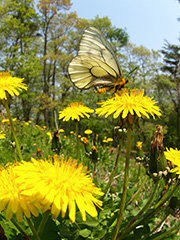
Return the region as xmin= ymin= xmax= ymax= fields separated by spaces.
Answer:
xmin=149 ymin=125 xmax=167 ymax=180
xmin=91 ymin=146 xmax=98 ymax=163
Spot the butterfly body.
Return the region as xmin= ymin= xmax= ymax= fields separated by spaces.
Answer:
xmin=68 ymin=27 xmax=128 ymax=94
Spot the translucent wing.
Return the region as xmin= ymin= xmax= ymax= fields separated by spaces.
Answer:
xmin=68 ymin=27 xmax=123 ymax=90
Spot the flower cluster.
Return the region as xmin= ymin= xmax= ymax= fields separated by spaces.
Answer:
xmin=0 ymin=156 xmax=103 ymax=223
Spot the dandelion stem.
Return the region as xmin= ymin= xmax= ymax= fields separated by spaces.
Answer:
xmin=38 ymin=210 xmax=50 ymax=237
xmin=75 ymin=120 xmax=80 ymax=159
xmin=26 ymin=216 xmax=40 ymax=240
xmin=112 ymin=128 xmax=132 ymax=240
xmin=102 ymin=137 xmax=123 ymax=199
xmin=4 ymin=100 xmax=23 ymax=161
xmin=11 ymin=217 xmax=27 ymax=237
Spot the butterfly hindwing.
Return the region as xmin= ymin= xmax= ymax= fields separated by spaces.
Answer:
xmin=69 ymin=55 xmax=119 ymax=89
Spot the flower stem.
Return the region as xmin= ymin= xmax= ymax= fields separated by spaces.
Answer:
xmin=37 ymin=211 xmax=50 ymax=237
xmin=112 ymin=128 xmax=132 ymax=240
xmin=102 ymin=138 xmax=123 ymax=199
xmin=4 ymin=100 xmax=23 ymax=161
xmin=75 ymin=120 xmax=80 ymax=159
xmin=11 ymin=217 xmax=27 ymax=237
xmin=26 ymin=216 xmax=40 ymax=240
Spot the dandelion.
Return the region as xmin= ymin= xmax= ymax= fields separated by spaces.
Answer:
xmin=0 ymin=71 xmax=27 ymax=100
xmin=1 ymin=119 xmax=9 ymax=123
xmin=107 ymin=138 xmax=113 ymax=142
xmin=59 ymin=102 xmax=94 ymax=122
xmin=84 ymin=129 xmax=93 ymax=135
xmin=81 ymin=137 xmax=89 ymax=145
xmin=59 ymin=129 xmax=64 ymax=133
xmin=165 ymin=148 xmax=180 ymax=178
xmin=0 ymin=165 xmax=39 ymax=222
xmin=59 ymin=103 xmax=93 ymax=159
xmin=0 ymin=131 xmax=6 ymax=139
xmin=136 ymin=141 xmax=143 ymax=150
xmin=96 ymin=89 xmax=161 ymax=124
xmin=14 ymin=155 xmax=104 ymax=223
xmin=47 ymin=132 xmax=52 ymax=140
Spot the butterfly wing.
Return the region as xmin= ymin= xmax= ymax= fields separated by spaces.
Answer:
xmin=68 ymin=27 xmax=123 ymax=90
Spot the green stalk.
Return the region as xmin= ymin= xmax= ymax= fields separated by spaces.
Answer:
xmin=112 ymin=128 xmax=132 ymax=240
xmin=26 ymin=216 xmax=40 ymax=240
xmin=4 ymin=100 xmax=23 ymax=161
xmin=118 ymin=180 xmax=159 ymax=239
xmin=117 ymin=179 xmax=180 ymax=239
xmin=75 ymin=120 xmax=80 ymax=159
xmin=38 ymin=211 xmax=50 ymax=237
xmin=102 ymin=138 xmax=123 ymax=199
xmin=11 ymin=217 xmax=27 ymax=237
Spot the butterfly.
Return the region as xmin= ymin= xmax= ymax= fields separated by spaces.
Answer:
xmin=68 ymin=27 xmax=129 ymax=94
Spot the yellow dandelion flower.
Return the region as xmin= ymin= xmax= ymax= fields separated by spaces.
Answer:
xmin=14 ymin=156 xmax=103 ymax=223
xmin=0 ymin=165 xmax=39 ymax=222
xmin=136 ymin=141 xmax=143 ymax=150
xmin=0 ymin=131 xmax=6 ymax=139
xmin=59 ymin=102 xmax=94 ymax=122
xmin=103 ymin=139 xmax=108 ymax=143
xmin=59 ymin=129 xmax=64 ymax=133
xmin=164 ymin=148 xmax=180 ymax=178
xmin=0 ymin=71 xmax=27 ymax=100
xmin=81 ymin=137 xmax=89 ymax=145
xmin=107 ymin=138 xmax=113 ymax=142
xmin=96 ymin=89 xmax=161 ymax=120
xmin=1 ymin=119 xmax=9 ymax=123
xmin=70 ymin=131 xmax=74 ymax=134
xmin=84 ymin=129 xmax=93 ymax=135
xmin=46 ymin=132 xmax=52 ymax=140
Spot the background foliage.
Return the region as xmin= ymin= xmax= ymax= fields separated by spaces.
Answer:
xmin=0 ymin=0 xmax=180 ymax=151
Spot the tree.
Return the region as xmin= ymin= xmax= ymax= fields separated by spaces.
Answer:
xmin=0 ymin=0 xmax=42 ymax=121
xmin=161 ymin=41 xmax=180 ymax=147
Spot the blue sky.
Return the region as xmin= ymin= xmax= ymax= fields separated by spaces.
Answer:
xmin=71 ymin=0 xmax=180 ymax=51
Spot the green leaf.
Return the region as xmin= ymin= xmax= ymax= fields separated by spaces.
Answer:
xmin=79 ymin=228 xmax=91 ymax=238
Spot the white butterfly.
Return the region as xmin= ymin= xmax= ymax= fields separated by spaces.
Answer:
xmin=68 ymin=27 xmax=129 ymax=94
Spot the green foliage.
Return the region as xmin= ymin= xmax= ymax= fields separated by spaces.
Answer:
xmin=0 ymin=0 xmax=180 ymax=239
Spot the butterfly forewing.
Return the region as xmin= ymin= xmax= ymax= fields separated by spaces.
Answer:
xmin=79 ymin=27 xmax=122 ymax=76
xmin=68 ymin=27 xmax=125 ymax=92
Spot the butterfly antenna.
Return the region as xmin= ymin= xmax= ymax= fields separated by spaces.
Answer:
xmin=125 ymin=66 xmax=139 ymax=77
